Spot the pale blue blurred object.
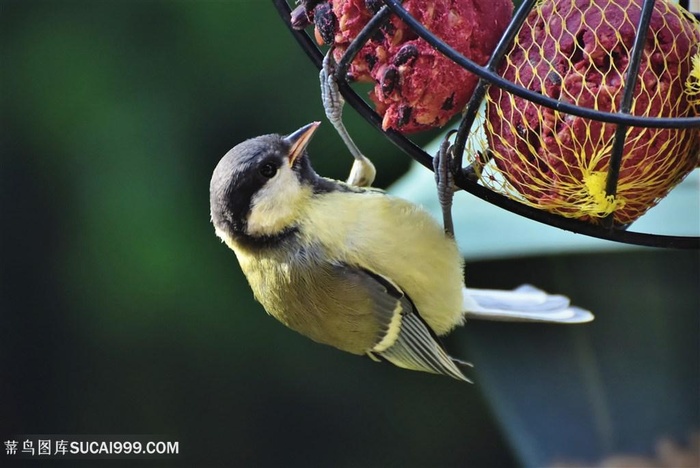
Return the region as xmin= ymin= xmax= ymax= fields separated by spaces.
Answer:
xmin=389 ymin=134 xmax=699 ymax=260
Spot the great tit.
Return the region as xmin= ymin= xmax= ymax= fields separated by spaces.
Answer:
xmin=210 ymin=122 xmax=593 ymax=382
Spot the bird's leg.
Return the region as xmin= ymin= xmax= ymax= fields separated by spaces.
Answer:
xmin=320 ymin=50 xmax=376 ymax=187
xmin=434 ymin=132 xmax=457 ymax=238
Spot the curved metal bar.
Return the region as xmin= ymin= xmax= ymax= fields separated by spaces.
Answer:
xmin=271 ymin=0 xmax=699 ymax=249
xmin=452 ymin=174 xmax=699 ymax=249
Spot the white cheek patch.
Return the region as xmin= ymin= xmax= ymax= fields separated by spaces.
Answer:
xmin=246 ymin=164 xmax=309 ymax=237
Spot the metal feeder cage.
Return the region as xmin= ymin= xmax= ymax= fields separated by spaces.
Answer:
xmin=273 ymin=0 xmax=700 ymax=249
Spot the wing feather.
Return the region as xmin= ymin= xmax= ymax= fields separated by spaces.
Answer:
xmin=377 ymin=311 xmax=471 ymax=382
xmin=358 ymin=268 xmax=470 ymax=382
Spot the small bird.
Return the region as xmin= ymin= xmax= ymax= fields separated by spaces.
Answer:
xmin=210 ymin=122 xmax=593 ymax=382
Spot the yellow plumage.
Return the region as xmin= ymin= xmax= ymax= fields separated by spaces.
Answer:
xmin=301 ymin=189 xmax=464 ymax=335
xmin=231 ymin=184 xmax=465 ymax=353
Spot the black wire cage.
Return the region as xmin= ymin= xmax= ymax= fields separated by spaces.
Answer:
xmin=273 ymin=0 xmax=700 ymax=249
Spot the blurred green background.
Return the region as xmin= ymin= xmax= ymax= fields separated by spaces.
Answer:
xmin=1 ymin=1 xmax=698 ymax=467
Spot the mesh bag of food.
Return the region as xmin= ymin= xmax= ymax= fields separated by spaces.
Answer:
xmin=473 ymin=0 xmax=700 ymax=226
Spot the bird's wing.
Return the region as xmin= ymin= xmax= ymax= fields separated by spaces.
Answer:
xmin=355 ymin=267 xmax=471 ymax=382
xmin=462 ymin=284 xmax=594 ymax=323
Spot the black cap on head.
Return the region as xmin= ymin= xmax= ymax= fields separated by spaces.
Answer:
xmin=209 ymin=123 xmax=322 ymax=240
xmin=210 ymin=134 xmax=283 ymax=235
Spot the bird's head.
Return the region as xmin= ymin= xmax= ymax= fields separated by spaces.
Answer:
xmin=210 ymin=122 xmax=321 ymax=246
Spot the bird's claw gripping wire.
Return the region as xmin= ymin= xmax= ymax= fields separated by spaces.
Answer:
xmin=320 ymin=50 xmax=376 ymax=187
xmin=434 ymin=132 xmax=458 ymax=238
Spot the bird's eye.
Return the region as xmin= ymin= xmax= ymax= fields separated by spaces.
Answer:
xmin=259 ymin=162 xmax=278 ymax=178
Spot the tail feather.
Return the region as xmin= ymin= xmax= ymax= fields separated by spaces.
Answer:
xmin=462 ymin=284 xmax=594 ymax=324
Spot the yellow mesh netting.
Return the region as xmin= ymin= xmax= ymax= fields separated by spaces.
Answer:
xmin=468 ymin=0 xmax=700 ymax=226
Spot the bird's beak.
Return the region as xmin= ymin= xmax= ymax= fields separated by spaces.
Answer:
xmin=284 ymin=121 xmax=321 ymax=167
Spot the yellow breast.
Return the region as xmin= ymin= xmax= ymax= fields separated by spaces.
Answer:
xmin=298 ymin=190 xmax=465 ymax=335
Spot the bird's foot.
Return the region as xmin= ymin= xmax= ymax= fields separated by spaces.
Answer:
xmin=320 ymin=50 xmax=376 ymax=187
xmin=320 ymin=50 xmax=345 ymax=130
xmin=434 ymin=132 xmax=457 ymax=238
xmin=347 ymin=157 xmax=377 ymax=188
